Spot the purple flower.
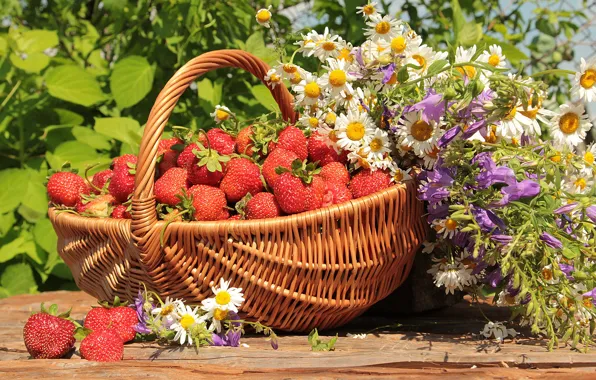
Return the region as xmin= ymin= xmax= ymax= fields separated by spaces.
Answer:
xmin=270 ymin=336 xmax=279 ymax=350
xmin=477 ymin=165 xmax=516 ymax=189
xmin=587 ymin=206 xmax=596 ymax=223
xmin=418 ymin=167 xmax=454 ymax=204
xmin=132 ymin=290 xmax=152 ymax=335
xmin=353 ymin=47 xmax=364 ymax=67
xmin=495 ymin=180 xmax=540 ymax=206
xmin=559 ymin=263 xmax=574 ymax=280
xmin=211 ymin=330 xmax=241 ymax=347
xmin=520 ymin=293 xmax=531 ymax=305
xmin=583 ymin=287 xmax=596 ymax=306
xmin=540 ymin=232 xmax=563 ymax=249
xmin=380 ymin=63 xmax=396 ymax=84
xmin=506 ymin=277 xmax=520 ymax=297
xmin=486 ymin=267 xmax=503 ymax=288
xmin=452 ymin=232 xmax=470 ymax=247
xmin=491 ymin=234 xmax=513 ymax=245
xmin=471 ymin=151 xmax=494 ymax=168
xmin=438 ymin=126 xmax=461 ymax=148
xmin=472 ymin=207 xmax=506 ymax=232
xmin=462 ymin=119 xmax=487 ymax=139
xmin=427 ymin=202 xmax=450 ymax=222
xmin=407 ymin=90 xmax=446 ymax=123
xmin=554 ymin=203 xmax=578 ymax=214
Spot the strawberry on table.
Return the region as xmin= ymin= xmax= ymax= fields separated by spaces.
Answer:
xmin=219 ymin=158 xmax=264 ymax=203
xmin=23 ymin=304 xmax=76 ymax=359
xmin=47 ymin=172 xmax=89 ymax=207
xmin=83 ymin=298 xmax=138 ymax=343
xmin=80 ymin=329 xmax=124 ymax=362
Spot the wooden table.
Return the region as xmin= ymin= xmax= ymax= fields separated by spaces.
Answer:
xmin=1 ymin=291 xmax=595 ymax=379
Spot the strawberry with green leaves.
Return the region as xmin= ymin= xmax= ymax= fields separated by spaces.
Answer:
xmin=83 ymin=297 xmax=138 ymax=343
xmin=262 ymin=148 xmax=298 ymax=188
xmin=90 ymin=169 xmax=113 ymax=194
xmin=237 ymin=192 xmax=282 ymax=220
xmin=198 ymin=128 xmax=236 ymax=155
xmin=75 ymin=194 xmax=116 ymax=218
xmin=47 ymin=171 xmax=90 ymax=207
xmin=187 ymin=142 xmax=230 ymax=186
xmin=23 ymin=303 xmax=76 ymax=359
xmin=109 ymin=156 xmax=137 ymax=203
xmin=273 ymin=160 xmax=323 ymax=214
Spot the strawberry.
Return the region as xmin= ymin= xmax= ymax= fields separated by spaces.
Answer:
xmin=187 ymin=185 xmax=229 ymax=221
xmin=324 ymin=181 xmax=353 ymax=206
xmin=91 ymin=169 xmax=113 ymax=194
xmin=261 ymin=148 xmax=298 ymax=188
xmin=111 ymin=204 xmax=131 ymax=219
xmin=187 ymin=143 xmax=229 ymax=186
xmin=47 ymin=172 xmax=89 ymax=207
xmin=219 ymin=158 xmax=264 ymax=203
xmin=275 ymin=125 xmax=308 ymax=160
xmin=80 ymin=329 xmax=123 ymax=362
xmin=273 ymin=172 xmax=309 ymax=214
xmin=75 ymin=194 xmax=116 ymax=218
xmin=83 ymin=302 xmax=137 ymax=343
xmin=158 ymin=137 xmax=182 ymax=175
xmin=320 ymin=162 xmax=350 ymax=185
xmin=188 ymin=164 xmax=225 ymax=186
xmin=199 ymin=128 xmax=236 ymax=155
xmin=108 ymin=163 xmax=136 ymax=203
xmin=236 ymin=126 xmax=256 ymax=156
xmin=23 ymin=304 xmax=76 ymax=359
xmin=308 ymin=132 xmax=348 ymax=166
xmin=155 ymin=167 xmax=188 ymax=206
xmin=177 ymin=143 xmax=200 ymax=169
xmin=349 ymin=169 xmax=392 ymax=198
xmin=304 ymin=175 xmax=326 ymax=211
xmin=228 ymin=214 xmax=242 ymax=220
xmin=245 ymin=192 xmax=282 ymax=219
xmin=112 ymin=154 xmax=137 ymax=170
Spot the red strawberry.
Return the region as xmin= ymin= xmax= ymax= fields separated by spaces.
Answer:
xmin=273 ymin=172 xmax=309 ymax=214
xmin=245 ymin=192 xmax=282 ymax=219
xmin=320 ymin=162 xmax=350 ymax=185
xmin=83 ymin=305 xmax=137 ymax=343
xmin=75 ymin=194 xmax=116 ymax=217
xmin=199 ymin=129 xmax=236 ymax=155
xmin=261 ymin=148 xmax=299 ymax=188
xmin=308 ymin=132 xmax=347 ymax=166
xmin=155 ymin=167 xmax=188 ymax=206
xmin=188 ymin=185 xmax=229 ymax=221
xmin=108 ymin=164 xmax=136 ymax=203
xmin=324 ymin=181 xmax=353 ymax=206
xmin=47 ymin=172 xmax=89 ymax=207
xmin=304 ymin=175 xmax=326 ymax=211
xmin=349 ymin=169 xmax=392 ymax=198
xmin=186 ymin=144 xmax=228 ymax=187
xmin=228 ymin=214 xmax=242 ymax=220
xmin=275 ymin=126 xmax=308 ymax=160
xmin=91 ymin=169 xmax=113 ymax=194
xmin=158 ymin=137 xmax=182 ymax=175
xmin=80 ymin=329 xmax=123 ymax=362
xmin=112 ymin=154 xmax=137 ymax=170
xmin=111 ymin=204 xmax=131 ymax=219
xmin=236 ymin=126 xmax=256 ymax=156
xmin=219 ymin=158 xmax=264 ymax=203
xmin=23 ymin=304 xmax=76 ymax=359
xmin=188 ymin=164 xmax=225 ymax=186
xmin=177 ymin=143 xmax=200 ymax=169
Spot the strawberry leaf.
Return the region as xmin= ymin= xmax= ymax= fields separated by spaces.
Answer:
xmin=49 ymin=304 xmax=58 ymax=315
xmin=74 ymin=327 xmax=93 ymax=341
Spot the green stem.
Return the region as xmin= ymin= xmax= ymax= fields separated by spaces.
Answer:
xmin=529 ymin=69 xmax=575 ymax=78
xmin=0 ymin=80 xmax=21 ymax=111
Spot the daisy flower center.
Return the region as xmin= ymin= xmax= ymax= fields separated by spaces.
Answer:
xmin=180 ymin=314 xmax=195 ymax=329
xmin=322 ymin=41 xmax=336 ymax=51
xmin=328 ymin=130 xmax=339 ymax=142
xmin=488 ymin=54 xmax=501 ymax=67
xmin=283 ymin=64 xmax=297 ymax=74
xmin=456 ymin=65 xmax=476 ymax=78
xmin=160 ymin=304 xmax=175 ymax=316
xmin=575 ymin=177 xmax=587 ymax=190
xmin=375 ymin=21 xmax=391 ymax=35
xmin=580 ymin=69 xmax=596 ymax=89
xmin=270 ymin=73 xmax=281 ymax=82
xmin=520 ymin=107 xmax=539 ymax=120
xmin=410 ymin=120 xmax=433 ymax=141
xmin=216 ymin=109 xmax=230 ymax=121
xmin=325 ymin=113 xmax=337 ymax=125
xmin=541 ymin=268 xmax=553 ymax=281
xmin=346 ymin=122 xmax=366 ymax=140
xmin=338 ymin=48 xmax=354 ymax=62
xmin=444 ymin=219 xmax=457 ymax=231
xmin=363 ymin=4 xmax=375 ymax=15
xmin=551 ymin=154 xmax=562 ymax=163
xmin=290 ymin=72 xmax=302 ymax=85
xmin=215 ymin=290 xmax=232 ymax=305
xmin=584 ymin=151 xmax=594 ymax=165
xmin=369 ymin=137 xmax=384 ymax=152
xmin=583 ymin=298 xmax=593 ymax=309
xmin=412 ymin=54 xmax=426 ymax=69
xmin=256 ymin=9 xmax=271 ymax=23
xmin=304 ymin=82 xmax=321 ymax=98
xmin=393 ymin=171 xmax=403 ymax=181
xmin=308 ymin=117 xmax=319 ymax=128
xmin=504 ymin=107 xmax=516 ymax=121
xmin=391 ymin=36 xmax=406 ymax=53
xmin=559 ymin=112 xmax=580 ymax=134
xmin=329 ymin=69 xmax=347 ymax=87
xmin=213 ymin=308 xmax=228 ymax=321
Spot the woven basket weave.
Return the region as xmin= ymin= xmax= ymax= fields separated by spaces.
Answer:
xmin=49 ymin=50 xmax=427 ymax=332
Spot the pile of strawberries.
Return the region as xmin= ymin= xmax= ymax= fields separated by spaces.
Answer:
xmin=22 ymin=300 xmax=138 ymax=362
xmin=47 ymin=124 xmax=393 ymax=221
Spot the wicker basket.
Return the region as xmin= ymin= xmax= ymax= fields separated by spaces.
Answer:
xmin=49 ymin=50 xmax=427 ymax=332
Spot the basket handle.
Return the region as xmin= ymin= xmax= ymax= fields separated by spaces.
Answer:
xmin=131 ymin=50 xmax=297 ymax=237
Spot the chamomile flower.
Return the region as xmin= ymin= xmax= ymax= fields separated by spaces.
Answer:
xmin=362 ymin=129 xmax=390 ymax=160
xmin=390 ymin=166 xmax=412 ymax=183
xmin=295 ymin=30 xmax=319 ymax=56
xmin=573 ymin=57 xmax=596 ymax=102
xmin=360 ymin=39 xmax=390 ymax=63
xmin=293 ymin=73 xmax=324 ymax=106
xmin=478 ymin=44 xmax=506 ymax=69
xmin=336 ymin=41 xmax=355 ymax=64
xmin=582 ymin=143 xmax=596 ymax=169
xmin=421 ymin=240 xmax=437 ymax=254
xmin=276 ymin=62 xmax=306 ymax=82
xmin=264 ymin=68 xmax=282 ymax=89
xmin=549 ymin=102 xmax=592 ymax=148
xmin=347 ymin=149 xmax=372 ymax=170
xmin=202 ymin=307 xmax=230 ymax=333
xmin=499 ymin=104 xmax=532 ymax=139
xmin=335 ymin=108 xmax=376 ymax=151
xmin=255 ymin=6 xmax=272 ymax=28
xmin=210 ymin=105 xmax=234 ymax=124
xmin=356 ymin=1 xmax=378 ymax=18
xmin=517 ymin=99 xmax=550 ymax=136
xmin=299 ymin=109 xmax=324 ymax=130
xmin=421 ymin=145 xmax=441 ymax=169
xmin=315 ymin=124 xmax=342 ymax=153
xmin=387 ymin=30 xmax=422 ymax=55
xmin=427 ymin=256 xmax=471 ymax=295
xmin=364 ymin=14 xmax=402 ymax=41
xmin=564 ymin=173 xmax=592 ymax=195
xmin=313 ymin=27 xmax=343 ymax=61
xmin=170 ymin=303 xmax=203 ymax=345
xmin=396 ymin=110 xmax=442 ymax=155
xmin=540 ymin=264 xmax=560 ymax=285
xmin=454 ymin=45 xmax=480 ymax=80
xmin=320 ymin=58 xmax=354 ymax=95
xmin=201 ymin=278 xmax=245 ymax=313
xmin=152 ymin=297 xmax=178 ymax=318
xmin=336 ymin=84 xmax=361 ymax=110
xmin=432 ymin=217 xmax=459 ymax=238
xmin=406 ymin=45 xmax=446 ymax=77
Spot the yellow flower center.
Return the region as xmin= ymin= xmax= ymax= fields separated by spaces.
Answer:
xmin=269 ymin=73 xmax=281 ymax=82
xmin=412 ymin=54 xmax=426 ymax=69
xmin=504 ymin=107 xmax=516 ymax=121
xmin=393 ymin=171 xmax=404 ymax=182
xmin=575 ymin=177 xmax=587 ymax=190
xmin=215 ymin=290 xmax=231 ymax=305
xmin=308 ymin=117 xmax=319 ymax=128
xmin=410 ymin=120 xmax=433 ymax=141
xmin=362 ymin=4 xmax=375 ymax=15
xmin=325 ymin=112 xmax=337 ymax=126
xmin=215 ymin=109 xmax=230 ymax=121
xmin=445 ymin=219 xmax=457 ymax=231
xmin=213 ymin=308 xmax=228 ymax=321
xmin=322 ymin=41 xmax=336 ymax=51
xmin=485 ymin=125 xmax=498 ymax=143
xmin=541 ymin=268 xmax=553 ymax=281
xmin=375 ymin=21 xmax=391 ymax=35
xmin=584 ymin=152 xmax=594 ymax=165
xmin=346 ymin=122 xmax=366 ymax=140
xmin=391 ymin=36 xmax=406 ymax=53
xmin=551 ymin=154 xmax=561 ymax=163
xmin=559 ymin=112 xmax=580 ymax=134
xmin=256 ymin=9 xmax=271 ymax=23
xmin=369 ymin=138 xmax=383 ymax=152
xmin=337 ymin=48 xmax=354 ymax=62
xmin=180 ymin=314 xmax=195 ymax=329
xmin=488 ymin=54 xmax=501 ymax=67
xmin=583 ymin=298 xmax=593 ymax=309
xmin=290 ymin=72 xmax=302 ymax=85
xmin=328 ymin=130 xmax=339 ymax=142
xmin=283 ymin=64 xmax=297 ymax=74
xmin=520 ymin=107 xmax=539 ymax=120
xmin=160 ymin=304 xmax=175 ymax=316
xmin=304 ymin=82 xmax=321 ymax=98
xmin=329 ymin=69 xmax=347 ymax=87
xmin=386 ymin=72 xmax=397 ymax=85
xmin=456 ymin=66 xmax=476 ymax=78
xmin=580 ymin=69 xmax=596 ymax=89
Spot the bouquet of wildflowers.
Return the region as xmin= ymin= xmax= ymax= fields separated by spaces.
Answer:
xmin=255 ymin=2 xmax=596 ymax=349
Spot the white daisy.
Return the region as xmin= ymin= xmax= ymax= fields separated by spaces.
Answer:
xmin=347 ymin=149 xmax=372 ymax=170
xmin=362 ymin=129 xmax=390 ymax=160
xmin=335 ymin=108 xmax=376 ymax=151
xmin=364 ymin=14 xmax=402 ymax=41
xmin=201 ymin=278 xmax=245 ymax=313
xmin=264 ymin=68 xmax=282 ymax=89
xmin=454 ymin=45 xmax=480 ymax=80
xmin=336 ymin=84 xmax=363 ymax=110
xmin=202 ymin=307 xmax=231 ymax=333
xmin=540 ymin=264 xmax=560 ymax=285
xmin=312 ymin=27 xmax=343 ymax=62
xmin=499 ymin=104 xmax=532 ymax=139
xmin=295 ymin=30 xmax=320 ymax=56
xmin=210 ymin=105 xmax=233 ymax=124
xmin=152 ymin=296 xmax=178 ymax=318
xmin=293 ymin=73 xmax=324 ymax=106
xmin=478 ymin=44 xmax=506 ymax=69
xmin=426 ymin=256 xmax=471 ymax=295
xmin=549 ymin=102 xmax=592 ymax=148
xmin=421 ymin=145 xmax=441 ymax=169
xmin=299 ymin=109 xmax=324 ymax=130
xmin=517 ymin=98 xmax=550 ymax=136
xmin=320 ymin=58 xmax=354 ymax=95
xmin=421 ymin=240 xmax=437 ymax=254
xmin=276 ymin=62 xmax=306 ymax=82
xmin=387 ymin=30 xmax=422 ymax=56
xmin=564 ymin=172 xmax=592 ymax=195
xmin=255 ymin=6 xmax=272 ymax=28
xmin=480 ymin=321 xmax=517 ymax=342
xmin=356 ymin=1 xmax=378 ymax=18
xmin=360 ymin=39 xmax=390 ymax=64
xmin=431 ymin=217 xmax=459 ymax=238
xmin=406 ymin=44 xmax=447 ymax=77
xmin=390 ymin=166 xmax=412 ymax=183
xmin=573 ymin=57 xmax=596 ymax=102
xmin=582 ymin=143 xmax=595 ymax=169
xmin=315 ymin=124 xmax=342 ymax=153
xmin=396 ymin=110 xmax=442 ymax=155
xmin=170 ymin=303 xmax=203 ymax=345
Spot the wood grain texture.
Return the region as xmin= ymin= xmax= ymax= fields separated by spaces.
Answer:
xmin=47 ymin=49 xmax=427 ymax=332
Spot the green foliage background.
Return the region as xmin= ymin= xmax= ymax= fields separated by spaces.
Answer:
xmin=0 ymin=0 xmax=587 ymax=297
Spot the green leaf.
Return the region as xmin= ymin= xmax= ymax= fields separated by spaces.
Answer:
xmin=307 ymin=328 xmax=338 ymax=352
xmin=15 ymin=30 xmax=59 ymax=53
xmin=1 ymin=262 xmax=37 ymax=296
xmin=55 ymin=108 xmax=84 ymax=125
xmin=0 ymin=236 xmax=26 ymax=263
xmin=45 ymin=65 xmax=107 ymax=107
xmin=426 ymin=59 xmax=448 ymax=76
xmin=9 ymin=52 xmax=50 ymax=73
xmin=562 ymin=246 xmax=579 ymax=259
xmin=46 ymin=141 xmax=108 ymax=172
xmin=72 ymin=126 xmax=112 ymax=150
xmin=19 ymin=177 xmax=48 ymax=222
xmin=245 ymin=32 xmax=277 ymax=65
xmin=94 ymin=117 xmax=142 ymax=148
xmin=451 ymin=0 xmax=466 ymax=38
xmin=250 ymin=84 xmax=280 ymax=113
xmin=33 ymin=218 xmax=58 ymax=255
xmin=0 ymin=169 xmax=29 ymax=213
xmin=458 ymin=23 xmax=483 ymax=47
xmin=481 ymin=37 xmax=528 ymax=64
xmin=0 ymin=212 xmax=16 ymax=238
xmin=110 ymin=56 xmax=155 ymax=109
